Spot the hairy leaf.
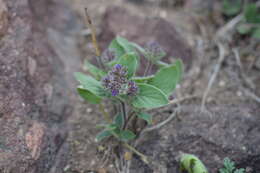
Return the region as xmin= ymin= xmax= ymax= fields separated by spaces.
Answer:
xmin=74 ymin=72 xmax=106 ymax=97
xmin=180 ymin=154 xmax=208 ymax=173
xmin=132 ymin=83 xmax=168 ymax=109
xmin=137 ymin=112 xmax=152 ymax=125
xmin=77 ymin=87 xmax=101 ymax=104
xmin=83 ymin=60 xmax=106 ymax=80
xmin=95 ymin=130 xmax=112 ymax=142
xmin=119 ymin=130 xmax=136 ymax=141
xmin=118 ymin=52 xmax=138 ymax=78
xmin=148 ymin=64 xmax=179 ymax=96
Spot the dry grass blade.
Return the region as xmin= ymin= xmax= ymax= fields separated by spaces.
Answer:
xmin=201 ymin=43 xmax=226 ymax=111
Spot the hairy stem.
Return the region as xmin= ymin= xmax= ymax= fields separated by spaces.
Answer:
xmin=143 ymin=60 xmax=152 ymax=76
xmin=84 ymin=8 xmax=104 ymax=69
xmin=123 ymin=143 xmax=149 ymax=164
xmin=120 ymin=101 xmax=127 ymax=129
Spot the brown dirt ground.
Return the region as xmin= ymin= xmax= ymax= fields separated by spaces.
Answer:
xmin=59 ymin=0 xmax=260 ymax=173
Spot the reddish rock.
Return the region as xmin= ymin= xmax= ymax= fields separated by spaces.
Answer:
xmin=0 ymin=0 xmax=80 ymax=172
xmin=25 ymin=122 xmax=45 ymax=160
xmin=99 ymin=6 xmax=193 ymax=69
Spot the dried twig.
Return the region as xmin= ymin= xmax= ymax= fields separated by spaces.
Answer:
xmin=141 ymin=108 xmax=179 ymax=134
xmin=201 ymin=43 xmax=226 ymax=111
xmin=216 ymin=14 xmax=243 ymax=41
xmin=232 ymin=48 xmax=256 ymax=90
xmin=242 ymin=87 xmax=260 ymax=103
xmin=84 ymin=8 xmax=101 ymax=57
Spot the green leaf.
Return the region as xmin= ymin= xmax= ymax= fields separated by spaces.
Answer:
xmin=148 ymin=64 xmax=179 ymax=96
xmin=234 ymin=169 xmax=245 ymax=173
xmin=180 ymin=154 xmax=208 ymax=173
xmin=132 ymin=75 xmax=154 ymax=83
xmin=118 ymin=52 xmax=138 ymax=78
xmin=130 ymin=42 xmax=146 ymax=55
xmin=114 ymin=113 xmax=123 ymax=129
xmin=116 ymin=36 xmax=135 ymax=53
xmin=95 ymin=130 xmax=112 ymax=142
xmin=109 ymin=36 xmax=135 ymax=59
xmin=236 ymin=23 xmax=253 ymax=34
xmin=109 ymin=39 xmax=125 ymax=58
xmin=174 ymin=59 xmax=183 ymax=83
xmin=74 ymin=72 xmax=106 ymax=97
xmin=119 ymin=130 xmax=136 ymax=141
xmin=83 ymin=60 xmax=106 ymax=80
xmin=132 ymin=83 xmax=168 ymax=109
xmin=77 ymin=87 xmax=102 ymax=104
xmin=252 ymin=28 xmax=260 ymax=39
xmin=244 ymin=3 xmax=260 ymax=23
xmin=137 ymin=112 xmax=152 ymax=125
xmin=105 ymin=124 xmax=118 ymax=130
xmin=222 ymin=0 xmax=242 ymax=16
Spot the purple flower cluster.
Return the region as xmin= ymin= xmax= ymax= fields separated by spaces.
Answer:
xmin=102 ymin=64 xmax=138 ymax=96
xmin=101 ymin=48 xmax=116 ymax=63
xmin=145 ymin=41 xmax=165 ymax=60
xmin=127 ymin=81 xmax=138 ymax=96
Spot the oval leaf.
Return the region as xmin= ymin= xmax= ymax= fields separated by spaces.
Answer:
xmin=137 ymin=113 xmax=152 ymax=125
xmin=116 ymin=36 xmax=135 ymax=53
xmin=113 ymin=113 xmax=123 ymax=129
xmin=83 ymin=60 xmax=106 ymax=80
xmin=118 ymin=52 xmax=138 ymax=78
xmin=252 ymin=28 xmax=260 ymax=39
xmin=237 ymin=23 xmax=252 ymax=35
xmin=74 ymin=72 xmax=106 ymax=97
xmin=109 ymin=39 xmax=125 ymax=58
xmin=132 ymin=83 xmax=168 ymax=109
xmin=119 ymin=130 xmax=136 ymax=141
xmin=95 ymin=130 xmax=112 ymax=142
xmin=174 ymin=59 xmax=183 ymax=83
xmin=180 ymin=154 xmax=208 ymax=173
xmin=148 ymin=64 xmax=179 ymax=96
xmin=77 ymin=87 xmax=101 ymax=104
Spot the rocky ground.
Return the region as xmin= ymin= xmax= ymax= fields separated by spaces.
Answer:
xmin=0 ymin=0 xmax=259 ymax=173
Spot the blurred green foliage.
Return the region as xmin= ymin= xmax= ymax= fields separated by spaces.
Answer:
xmin=222 ymin=0 xmax=260 ymax=38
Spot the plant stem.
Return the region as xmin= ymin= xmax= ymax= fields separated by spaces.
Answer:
xmin=143 ymin=60 xmax=152 ymax=76
xmin=84 ymin=8 xmax=104 ymax=69
xmin=123 ymin=143 xmax=149 ymax=164
xmin=99 ymin=103 xmax=112 ymax=123
xmin=123 ymin=111 xmax=135 ymax=130
xmin=120 ymin=101 xmax=127 ymax=129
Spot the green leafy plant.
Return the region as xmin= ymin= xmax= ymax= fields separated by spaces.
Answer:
xmin=222 ymin=0 xmax=242 ymax=16
xmin=75 ymin=36 xmax=183 ymax=167
xmin=180 ymin=154 xmax=208 ymax=173
xmin=219 ymin=158 xmax=245 ymax=173
xmin=222 ymin=1 xmax=260 ymax=38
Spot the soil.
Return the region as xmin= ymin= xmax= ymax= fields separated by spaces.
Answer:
xmin=0 ymin=0 xmax=259 ymax=173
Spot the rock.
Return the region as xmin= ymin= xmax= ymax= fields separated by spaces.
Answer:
xmin=99 ymin=6 xmax=193 ymax=70
xmin=131 ymin=104 xmax=260 ymax=172
xmin=0 ymin=0 xmax=81 ymax=172
xmin=0 ymin=0 xmax=8 ymax=37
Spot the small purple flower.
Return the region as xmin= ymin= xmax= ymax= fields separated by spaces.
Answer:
xmin=145 ymin=41 xmax=165 ymax=60
xmin=101 ymin=64 xmax=128 ymax=96
xmin=127 ymin=81 xmax=138 ymax=95
xmin=111 ymin=89 xmax=119 ymax=96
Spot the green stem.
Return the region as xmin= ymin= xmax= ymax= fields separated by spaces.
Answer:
xmin=120 ymin=101 xmax=127 ymax=129
xmin=123 ymin=143 xmax=149 ymax=164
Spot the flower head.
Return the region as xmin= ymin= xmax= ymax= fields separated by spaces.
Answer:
xmin=101 ymin=64 xmax=128 ymax=96
xmin=145 ymin=41 xmax=165 ymax=60
xmin=127 ymin=81 xmax=138 ymax=96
